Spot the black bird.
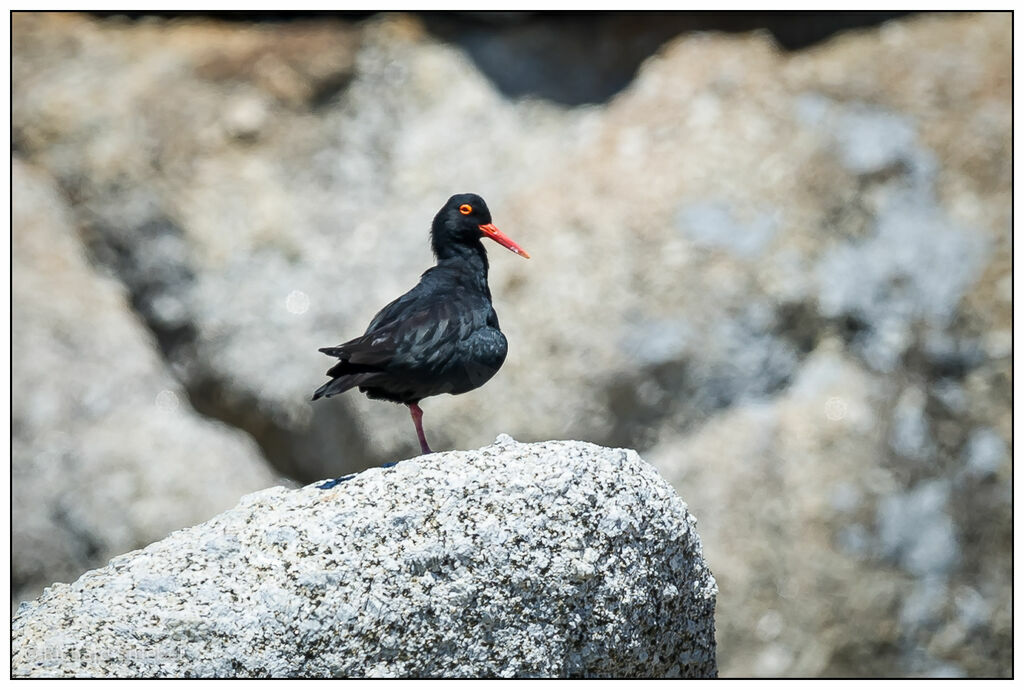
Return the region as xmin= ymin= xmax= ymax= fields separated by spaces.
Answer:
xmin=312 ymin=193 xmax=529 ymax=454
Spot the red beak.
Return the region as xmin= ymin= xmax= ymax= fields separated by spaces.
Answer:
xmin=479 ymin=223 xmax=530 ymax=259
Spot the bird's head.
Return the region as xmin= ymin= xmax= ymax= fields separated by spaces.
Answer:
xmin=431 ymin=193 xmax=530 ymax=260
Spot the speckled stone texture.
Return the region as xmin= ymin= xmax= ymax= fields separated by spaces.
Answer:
xmin=12 ymin=437 xmax=717 ymax=678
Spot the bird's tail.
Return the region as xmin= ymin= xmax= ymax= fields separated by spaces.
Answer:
xmin=313 ymin=342 xmax=384 ymax=401
xmin=311 ymin=372 xmax=373 ymax=401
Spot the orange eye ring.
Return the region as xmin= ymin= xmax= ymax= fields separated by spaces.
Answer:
xmin=459 ymin=204 xmax=473 ymax=215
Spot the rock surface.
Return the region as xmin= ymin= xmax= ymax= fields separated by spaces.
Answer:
xmin=12 ymin=439 xmax=718 ymax=679
xmin=12 ymin=11 xmax=1010 ymax=678
xmin=11 ymin=158 xmax=283 ymax=608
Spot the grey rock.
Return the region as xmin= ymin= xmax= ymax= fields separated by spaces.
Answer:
xmin=923 ymin=664 xmax=967 ymax=679
xmin=832 ymin=104 xmax=920 ymax=177
xmin=952 ymin=585 xmax=991 ymax=631
xmin=675 ymin=201 xmax=779 ymax=257
xmin=815 ymin=188 xmax=989 ymax=372
xmin=12 ymin=439 xmax=718 ymax=679
xmin=877 ymin=480 xmax=959 ymax=577
xmin=962 ymin=427 xmax=1007 ymax=477
xmin=899 ymin=577 xmax=948 ymax=628
xmin=889 ymin=386 xmax=934 ymax=461
xmin=11 ymin=158 xmax=281 ymax=607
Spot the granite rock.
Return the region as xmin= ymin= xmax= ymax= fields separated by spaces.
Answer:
xmin=12 ymin=438 xmax=717 ymax=679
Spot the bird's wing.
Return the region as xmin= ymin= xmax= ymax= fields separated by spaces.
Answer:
xmin=364 ymin=287 xmax=424 ymax=334
xmin=365 ymin=300 xmax=463 ymax=369
xmin=318 ymin=282 xmax=427 ymax=365
xmin=361 ymin=264 xmax=453 ymax=334
xmin=320 ymin=296 xmax=464 ymax=373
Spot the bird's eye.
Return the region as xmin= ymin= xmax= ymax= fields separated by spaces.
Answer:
xmin=459 ymin=204 xmax=473 ymax=215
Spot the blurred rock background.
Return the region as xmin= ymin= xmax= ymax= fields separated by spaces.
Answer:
xmin=12 ymin=10 xmax=1010 ymax=678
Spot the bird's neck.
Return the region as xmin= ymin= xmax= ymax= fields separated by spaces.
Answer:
xmin=435 ymin=241 xmax=491 ymax=291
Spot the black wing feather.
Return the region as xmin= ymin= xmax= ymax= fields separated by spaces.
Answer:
xmin=313 ymin=285 xmax=461 ymax=401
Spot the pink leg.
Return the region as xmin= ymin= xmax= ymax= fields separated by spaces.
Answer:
xmin=408 ymin=403 xmax=432 ymax=454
